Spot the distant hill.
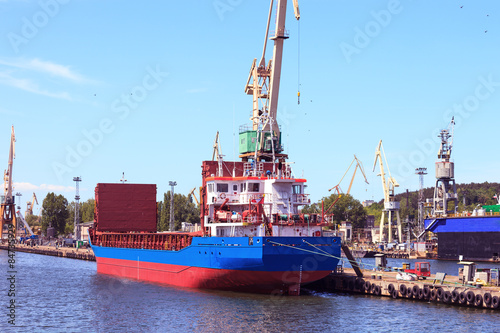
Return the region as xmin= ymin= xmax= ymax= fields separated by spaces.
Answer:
xmin=372 ymin=182 xmax=500 ymax=212
xmin=364 ymin=182 xmax=500 ymax=225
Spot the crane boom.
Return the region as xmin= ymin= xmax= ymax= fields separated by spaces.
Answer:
xmin=373 ymin=140 xmax=388 ymax=201
xmin=242 ymin=0 xmax=299 ymax=161
xmin=373 ymin=140 xmax=401 ymax=243
xmin=266 ymin=0 xmax=295 ymax=137
xmin=333 ymin=154 xmax=369 ymax=195
xmin=3 ymin=126 xmax=15 ymax=201
xmin=189 ymin=187 xmax=200 ymax=206
xmin=1 ymin=126 xmax=17 ymax=238
xmin=17 ymin=210 xmax=35 ymax=237
xmin=292 ymin=0 xmax=300 ymax=19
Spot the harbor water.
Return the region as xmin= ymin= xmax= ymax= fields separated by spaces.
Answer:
xmin=2 ymin=251 xmax=498 ymax=332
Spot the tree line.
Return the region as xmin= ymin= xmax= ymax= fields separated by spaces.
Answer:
xmin=29 ymin=181 xmax=499 ymax=237
xmin=304 ymin=182 xmax=500 ymax=231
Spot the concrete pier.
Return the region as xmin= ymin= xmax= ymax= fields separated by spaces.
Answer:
xmin=308 ymin=268 xmax=500 ymax=310
xmin=0 ymin=244 xmax=95 ymax=261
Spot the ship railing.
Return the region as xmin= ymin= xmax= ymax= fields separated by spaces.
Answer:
xmin=242 ymin=215 xmax=264 ymax=224
xmin=94 ymin=232 xmax=193 ymax=251
xmin=292 ymin=193 xmax=310 ymax=204
xmin=243 ymin=161 xmax=264 ymax=177
xmin=239 ymin=192 xmax=266 ymax=204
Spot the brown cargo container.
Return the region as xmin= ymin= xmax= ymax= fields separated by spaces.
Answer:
xmin=95 ymin=183 xmax=157 ymax=232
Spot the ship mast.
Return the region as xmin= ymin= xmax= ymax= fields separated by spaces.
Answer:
xmin=241 ymin=0 xmax=300 ymax=162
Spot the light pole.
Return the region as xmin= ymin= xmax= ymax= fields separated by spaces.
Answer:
xmin=169 ymin=181 xmax=177 ymax=231
xmin=73 ymin=177 xmax=82 ymax=241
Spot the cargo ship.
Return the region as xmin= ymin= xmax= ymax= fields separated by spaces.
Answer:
xmin=421 ymin=119 xmax=500 ymax=262
xmin=89 ymin=0 xmax=341 ymax=295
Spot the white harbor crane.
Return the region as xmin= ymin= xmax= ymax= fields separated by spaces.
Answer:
xmin=373 ymin=140 xmax=402 ymax=243
xmin=1 ymin=126 xmax=17 ymax=237
xmin=242 ymin=0 xmax=300 ymax=162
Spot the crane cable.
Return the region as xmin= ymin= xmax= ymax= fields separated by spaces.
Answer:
xmin=297 ymin=19 xmax=301 ymax=105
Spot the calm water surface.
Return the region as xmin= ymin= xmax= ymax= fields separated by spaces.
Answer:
xmin=1 ymin=251 xmax=499 ymax=332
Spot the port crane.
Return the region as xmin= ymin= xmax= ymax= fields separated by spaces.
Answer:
xmin=241 ymin=0 xmax=300 ymax=162
xmin=16 ymin=210 xmax=38 ymax=241
xmin=432 ymin=118 xmax=458 ymax=216
xmin=333 ymin=154 xmax=369 ymax=195
xmin=25 ymin=192 xmax=38 ymax=217
xmin=373 ymin=140 xmax=402 ymax=243
xmin=1 ymin=126 xmax=16 ymax=238
xmin=188 ymin=187 xmax=200 ymax=206
xmin=321 ymin=155 xmax=369 ymax=223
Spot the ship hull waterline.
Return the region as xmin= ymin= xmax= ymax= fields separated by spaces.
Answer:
xmin=90 ymin=236 xmax=341 ymax=294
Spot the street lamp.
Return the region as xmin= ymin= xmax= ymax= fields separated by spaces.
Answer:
xmin=169 ymin=181 xmax=177 ymax=231
xmin=73 ymin=177 xmax=82 ymax=241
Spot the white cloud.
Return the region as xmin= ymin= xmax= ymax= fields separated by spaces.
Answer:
xmin=0 ymin=57 xmax=97 ymax=100
xmin=14 ymin=182 xmax=74 ymax=192
xmin=40 ymin=184 xmax=75 ymax=192
xmin=0 ymin=71 xmax=72 ymax=100
xmin=13 ymin=182 xmax=39 ymax=191
xmin=0 ymin=58 xmax=90 ymax=83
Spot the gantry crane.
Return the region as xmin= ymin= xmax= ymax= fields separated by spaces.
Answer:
xmin=373 ymin=140 xmax=402 ymax=243
xmin=241 ymin=0 xmax=300 ymax=162
xmin=1 ymin=126 xmax=17 ymax=237
xmin=25 ymin=192 xmax=38 ymax=217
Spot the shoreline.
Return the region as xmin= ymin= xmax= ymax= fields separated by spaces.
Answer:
xmin=0 ymin=244 xmax=95 ymax=261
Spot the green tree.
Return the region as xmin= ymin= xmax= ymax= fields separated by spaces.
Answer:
xmin=41 ymin=193 xmax=69 ymax=236
xmin=159 ymin=191 xmax=199 ymax=231
xmin=364 ymin=201 xmax=384 ymax=226
xmin=26 ymin=214 xmax=40 ymax=227
xmin=81 ymin=199 xmax=95 ymax=222
xmin=66 ymin=201 xmax=76 ymax=231
xmin=303 ymin=194 xmax=366 ymax=229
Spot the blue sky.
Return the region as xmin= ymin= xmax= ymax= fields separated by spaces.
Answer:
xmin=1 ymin=0 xmax=499 ymax=213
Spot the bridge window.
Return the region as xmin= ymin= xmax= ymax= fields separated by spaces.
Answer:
xmin=293 ymin=185 xmax=302 ymax=194
xmin=207 ymin=183 xmax=214 ymax=193
xmin=240 ymin=183 xmax=246 ymax=192
xmin=249 ymin=183 xmax=260 ymax=192
xmin=217 ymin=183 xmax=228 ymax=192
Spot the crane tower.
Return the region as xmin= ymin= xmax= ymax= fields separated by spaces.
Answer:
xmin=432 ymin=118 xmax=458 ymax=216
xmin=373 ymin=140 xmax=402 ymax=243
xmin=1 ymin=126 xmax=17 ymax=237
xmin=240 ymin=0 xmax=300 ymax=163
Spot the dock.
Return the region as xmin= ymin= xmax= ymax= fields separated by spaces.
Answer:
xmin=0 ymin=244 xmax=95 ymax=261
xmin=308 ymin=268 xmax=500 ymax=310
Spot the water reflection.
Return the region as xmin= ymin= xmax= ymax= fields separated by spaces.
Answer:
xmin=1 ymin=251 xmax=497 ymax=333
